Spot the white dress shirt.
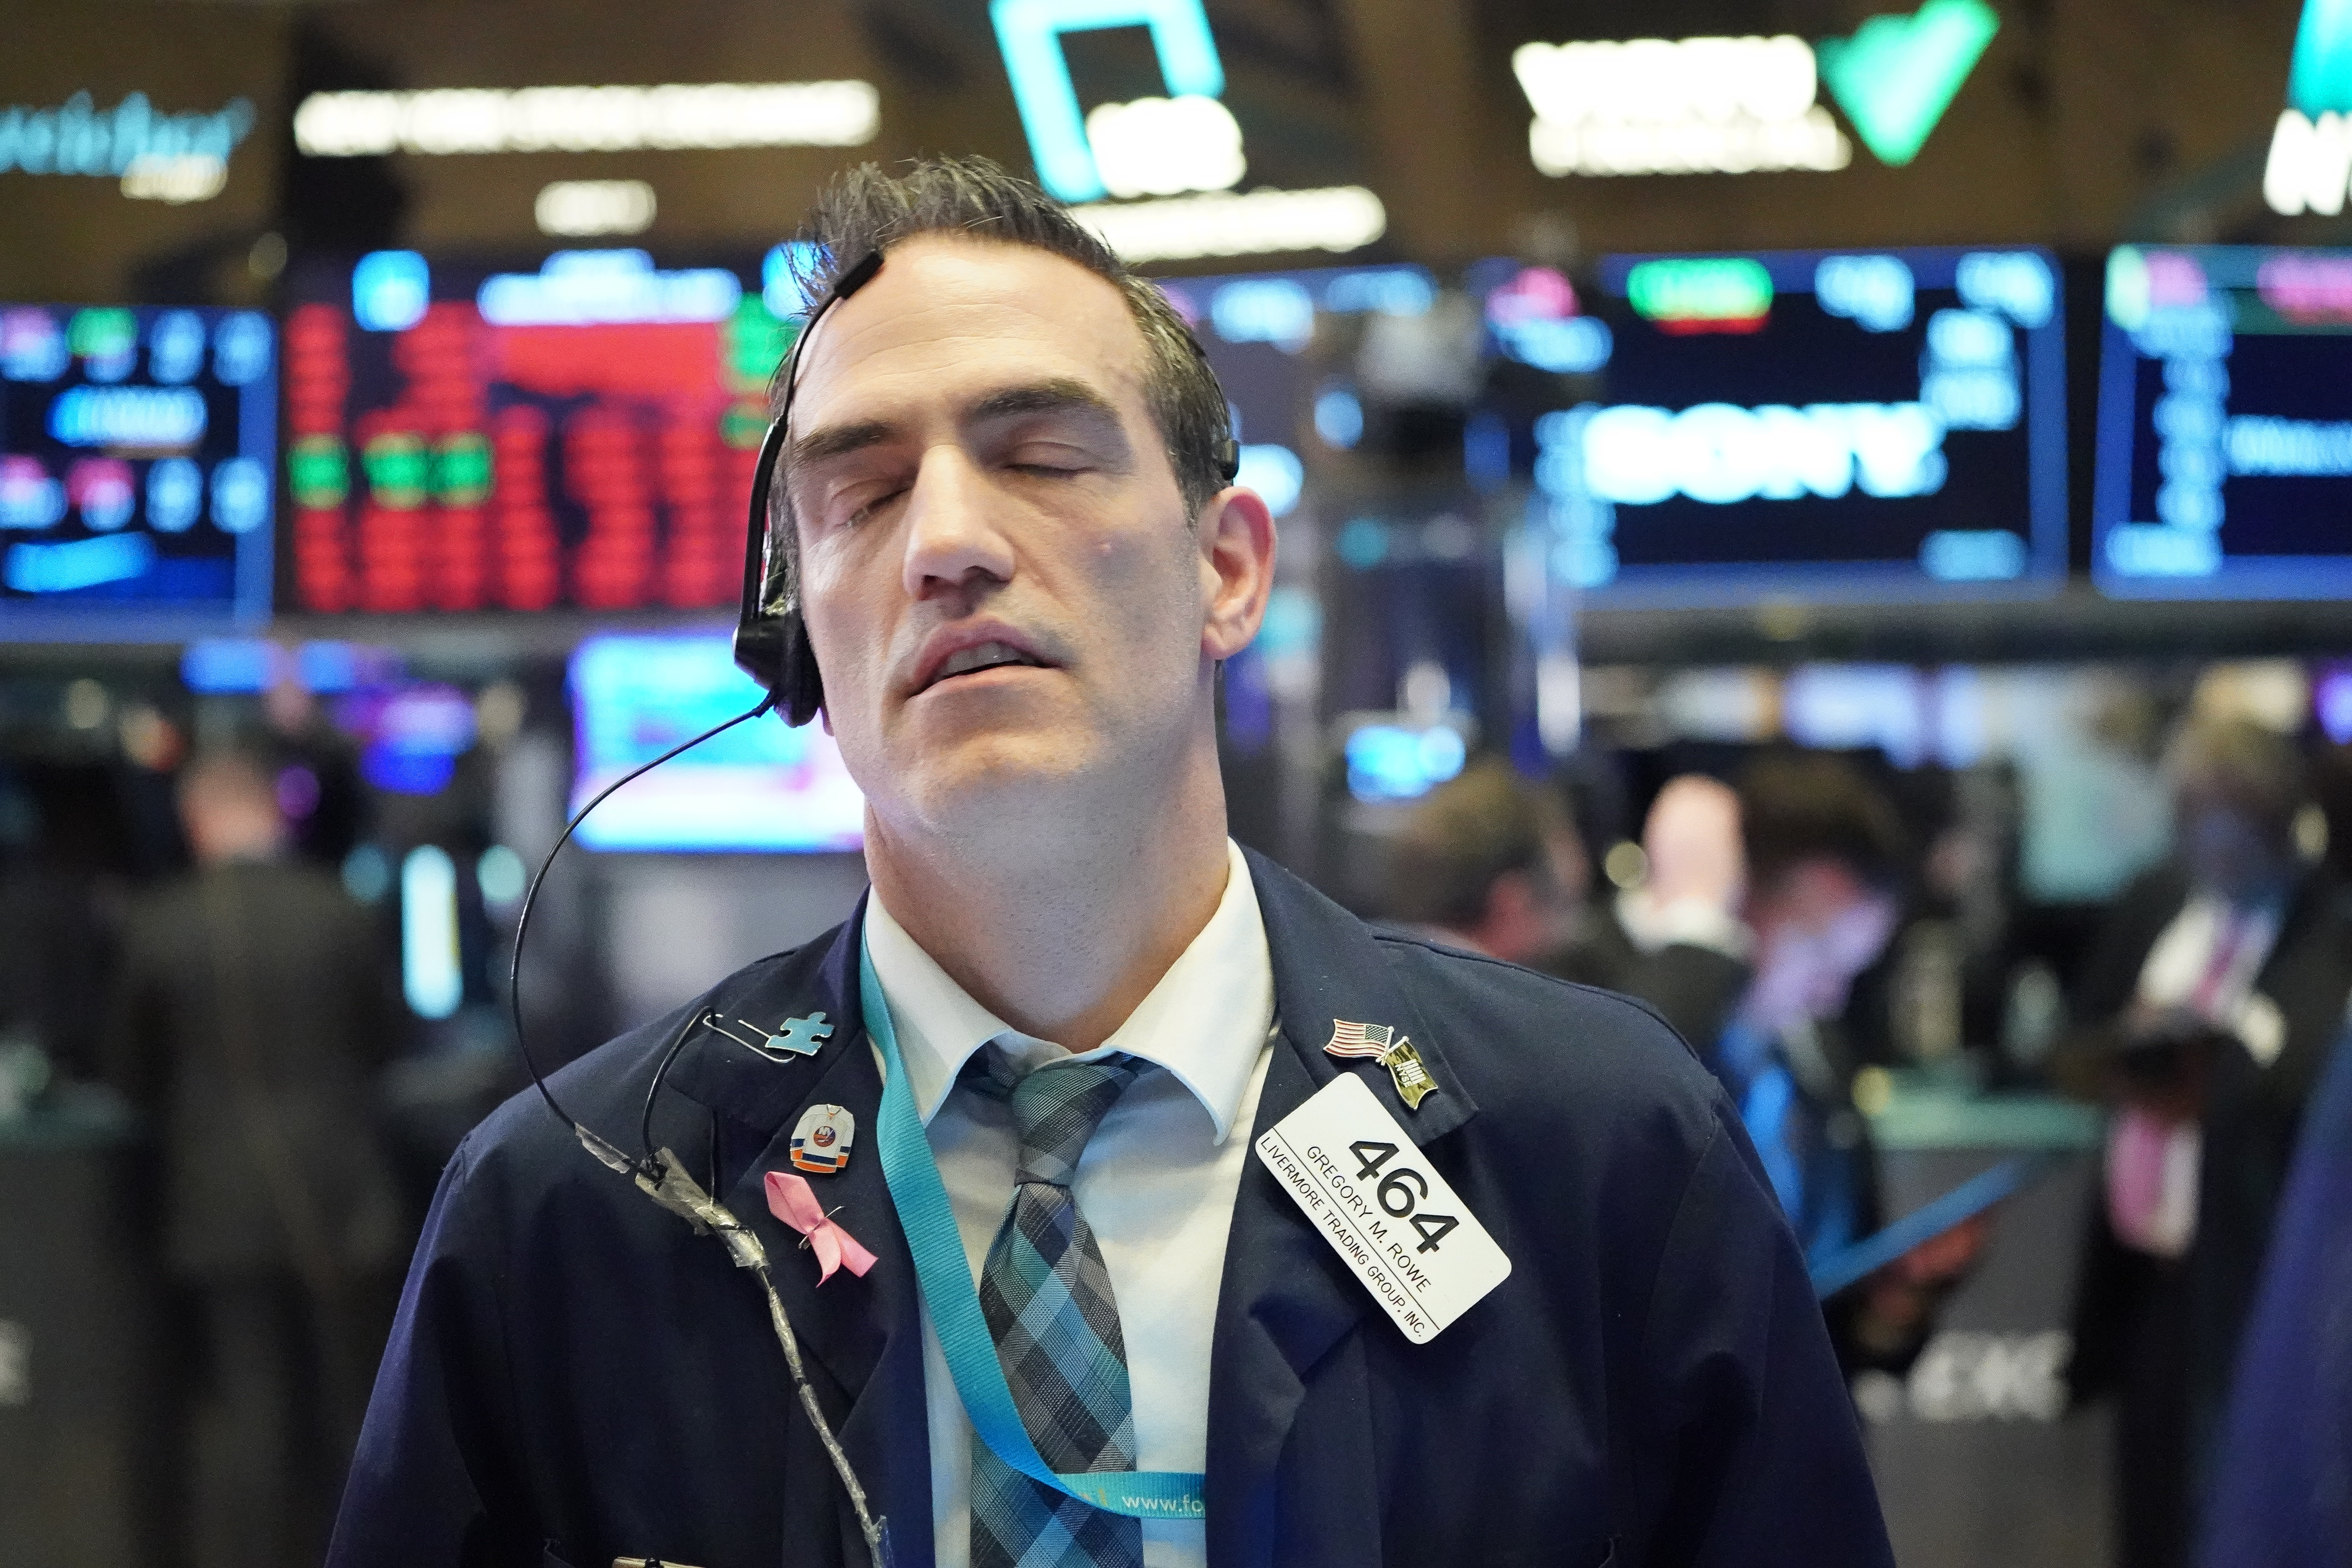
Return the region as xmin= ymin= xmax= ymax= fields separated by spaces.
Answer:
xmin=864 ymin=839 xmax=1275 ymax=1568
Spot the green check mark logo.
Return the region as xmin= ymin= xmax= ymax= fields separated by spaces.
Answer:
xmin=1818 ymin=0 xmax=2001 ymax=167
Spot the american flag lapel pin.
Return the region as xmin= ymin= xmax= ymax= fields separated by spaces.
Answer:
xmin=1324 ymin=1019 xmax=1440 ymax=1111
xmin=1324 ymin=1019 xmax=1396 ymax=1060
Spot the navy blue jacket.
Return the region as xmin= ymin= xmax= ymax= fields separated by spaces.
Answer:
xmin=329 ymin=851 xmax=1893 ymax=1568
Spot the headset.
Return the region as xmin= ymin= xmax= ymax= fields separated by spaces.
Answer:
xmin=502 ymin=243 xmax=1243 ymax=1567
xmin=509 ymin=249 xmax=888 ymax=1172
xmin=496 ymin=249 xmax=896 ymax=1563
xmin=731 ymin=248 xmax=884 ymax=725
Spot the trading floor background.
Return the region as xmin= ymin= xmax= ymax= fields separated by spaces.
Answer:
xmin=8 ymin=0 xmax=2352 ymax=1563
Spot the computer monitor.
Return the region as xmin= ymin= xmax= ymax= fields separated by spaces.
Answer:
xmin=2 ymin=304 xmax=276 ymax=636
xmin=1154 ymin=262 xmax=1440 ymax=522
xmin=2093 ymin=245 xmax=2352 ymax=599
xmin=1485 ymin=246 xmax=2067 ymax=607
xmin=278 ymin=245 xmax=799 ymax=616
xmin=567 ymin=631 xmax=864 ymax=853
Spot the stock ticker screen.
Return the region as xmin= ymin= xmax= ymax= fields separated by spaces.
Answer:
xmin=1487 ymin=246 xmax=2067 ymax=606
xmin=2 ymin=304 xmax=276 ymax=634
xmin=280 ymin=246 xmax=794 ymax=615
xmin=2095 ymin=246 xmax=2352 ymax=600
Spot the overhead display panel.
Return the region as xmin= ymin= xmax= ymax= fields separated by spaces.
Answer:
xmin=2 ymin=303 xmax=276 ymax=637
xmin=1155 ymin=262 xmax=1439 ymax=524
xmin=1489 ymin=246 xmax=2066 ymax=607
xmin=2095 ymin=246 xmax=2352 ymax=600
xmin=279 ymin=245 xmax=792 ymax=616
xmin=990 ymin=0 xmax=1384 ymax=264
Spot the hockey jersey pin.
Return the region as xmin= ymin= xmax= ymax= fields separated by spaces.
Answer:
xmin=1324 ymin=1018 xmax=1440 ymax=1111
xmin=790 ymin=1103 xmax=856 ymax=1174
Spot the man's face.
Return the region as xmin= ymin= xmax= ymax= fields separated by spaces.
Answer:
xmin=1743 ymin=858 xmax=1900 ymax=1032
xmin=782 ymin=236 xmax=1267 ymax=834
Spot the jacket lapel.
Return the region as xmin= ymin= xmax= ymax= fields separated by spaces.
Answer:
xmin=660 ymin=901 xmax=934 ymax=1567
xmin=1205 ymin=852 xmax=1482 ymax=1567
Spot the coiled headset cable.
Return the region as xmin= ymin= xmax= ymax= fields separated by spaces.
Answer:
xmin=500 ymin=249 xmax=893 ymax=1565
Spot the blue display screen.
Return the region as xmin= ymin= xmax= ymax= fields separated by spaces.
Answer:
xmin=1486 ymin=247 xmax=2066 ymax=607
xmin=2094 ymin=246 xmax=2352 ymax=600
xmin=0 ymin=303 xmax=275 ymax=637
xmin=1154 ymin=262 xmax=1436 ymax=523
xmin=567 ymin=633 xmax=865 ymax=854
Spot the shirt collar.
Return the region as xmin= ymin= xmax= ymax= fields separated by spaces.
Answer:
xmin=864 ymin=839 xmax=1272 ymax=1144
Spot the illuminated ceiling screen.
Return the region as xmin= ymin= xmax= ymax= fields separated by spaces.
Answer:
xmin=282 ymin=247 xmax=790 ymax=615
xmin=2 ymin=303 xmax=275 ymax=636
xmin=1501 ymin=246 xmax=2065 ymax=607
xmin=2095 ymin=245 xmax=2352 ymax=599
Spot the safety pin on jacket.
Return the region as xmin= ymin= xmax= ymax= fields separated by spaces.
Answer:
xmin=702 ymin=1009 xmax=835 ymax=1064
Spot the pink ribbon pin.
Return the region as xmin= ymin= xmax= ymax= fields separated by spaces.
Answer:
xmin=765 ymin=1170 xmax=878 ymax=1285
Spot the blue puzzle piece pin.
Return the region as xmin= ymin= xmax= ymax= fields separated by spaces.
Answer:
xmin=767 ymin=1011 xmax=834 ymax=1058
xmin=702 ymin=1009 xmax=835 ymax=1065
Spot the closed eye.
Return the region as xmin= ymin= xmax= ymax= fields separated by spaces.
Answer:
xmin=839 ymin=486 xmax=906 ymax=529
xmin=1003 ymin=442 xmax=1097 ymax=477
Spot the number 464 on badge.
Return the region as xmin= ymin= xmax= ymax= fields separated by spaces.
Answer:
xmin=1252 ymin=1072 xmax=1510 ymax=1343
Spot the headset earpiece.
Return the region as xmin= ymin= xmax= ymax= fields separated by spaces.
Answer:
xmin=731 ymin=419 xmax=827 ymax=726
xmin=733 ymin=252 xmax=884 ymax=726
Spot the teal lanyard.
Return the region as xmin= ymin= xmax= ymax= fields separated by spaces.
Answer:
xmin=860 ymin=937 xmax=1209 ymax=1522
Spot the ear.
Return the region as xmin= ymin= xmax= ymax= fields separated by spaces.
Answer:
xmin=1485 ymin=868 xmax=1539 ymax=929
xmin=1197 ymin=484 xmax=1277 ymax=662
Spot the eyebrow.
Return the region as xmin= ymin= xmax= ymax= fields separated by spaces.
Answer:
xmin=967 ymin=377 xmax=1121 ymax=429
xmin=785 ymin=377 xmax=1123 ymax=476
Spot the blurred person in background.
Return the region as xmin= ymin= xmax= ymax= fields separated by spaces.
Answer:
xmin=0 ymin=763 xmax=114 ymax=1085
xmin=1398 ymin=753 xmax=1979 ymax=1376
xmin=1580 ymin=773 xmax=1758 ymax=1049
xmin=2197 ymin=1021 xmax=2352 ymax=1568
xmin=1601 ymin=757 xmax=1981 ymax=1376
xmin=106 ymin=744 xmax=407 ymax=1568
xmin=2061 ymin=717 xmax=2352 ymax=1568
xmin=1383 ymin=757 xmax=1592 ymax=969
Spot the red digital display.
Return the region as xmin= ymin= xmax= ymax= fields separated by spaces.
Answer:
xmin=282 ymin=249 xmax=784 ymax=615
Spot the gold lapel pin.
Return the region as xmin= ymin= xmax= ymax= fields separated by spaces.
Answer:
xmin=1324 ymin=1019 xmax=1440 ymax=1110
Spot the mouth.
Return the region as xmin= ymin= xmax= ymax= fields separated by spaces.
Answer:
xmin=913 ymin=634 xmax=1055 ymax=696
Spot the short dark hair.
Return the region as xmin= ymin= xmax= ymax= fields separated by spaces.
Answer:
xmin=1738 ymin=752 xmax=1909 ymax=896
xmin=1387 ymin=760 xmax=1566 ymax=930
xmin=776 ymin=155 xmax=1231 ymax=519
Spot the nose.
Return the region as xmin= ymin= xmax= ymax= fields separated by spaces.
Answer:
xmin=899 ymin=445 xmax=1017 ymax=604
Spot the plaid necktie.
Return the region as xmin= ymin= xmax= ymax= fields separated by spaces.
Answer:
xmin=970 ymin=1050 xmax=1144 ymax=1568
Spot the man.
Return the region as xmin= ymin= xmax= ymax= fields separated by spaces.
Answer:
xmin=1381 ymin=758 xmax=1591 ymax=969
xmin=1595 ymin=758 xmax=1976 ymax=1373
xmin=108 ymin=745 xmax=406 ymax=1568
xmin=331 ymin=159 xmax=1890 ymax=1568
xmin=2062 ymin=717 xmax=2352 ymax=1568
xmin=1571 ymin=773 xmax=1758 ymax=1049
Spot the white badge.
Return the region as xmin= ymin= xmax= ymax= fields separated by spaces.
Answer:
xmin=1253 ymin=1071 xmax=1511 ymax=1343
